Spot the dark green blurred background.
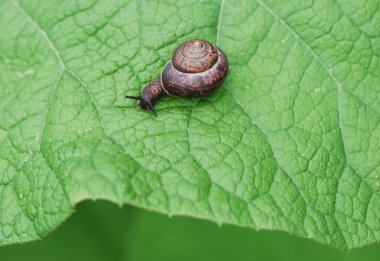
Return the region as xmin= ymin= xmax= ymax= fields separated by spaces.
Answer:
xmin=0 ymin=200 xmax=379 ymax=261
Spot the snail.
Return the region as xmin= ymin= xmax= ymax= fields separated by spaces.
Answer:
xmin=125 ymin=39 xmax=229 ymax=117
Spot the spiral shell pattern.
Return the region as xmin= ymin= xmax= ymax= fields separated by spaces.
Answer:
xmin=172 ymin=40 xmax=219 ymax=73
xmin=162 ymin=40 xmax=229 ymax=98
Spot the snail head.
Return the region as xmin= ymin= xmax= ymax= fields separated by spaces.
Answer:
xmin=125 ymin=78 xmax=165 ymax=117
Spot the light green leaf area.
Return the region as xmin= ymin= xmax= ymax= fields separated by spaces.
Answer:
xmin=0 ymin=0 xmax=379 ymax=249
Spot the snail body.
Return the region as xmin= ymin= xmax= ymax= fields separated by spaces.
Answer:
xmin=125 ymin=40 xmax=229 ymax=116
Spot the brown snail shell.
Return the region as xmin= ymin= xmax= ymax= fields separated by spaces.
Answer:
xmin=125 ymin=39 xmax=229 ymax=117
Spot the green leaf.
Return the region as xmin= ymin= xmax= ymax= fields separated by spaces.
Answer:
xmin=0 ymin=0 xmax=379 ymax=249
xmin=2 ymin=201 xmax=380 ymax=261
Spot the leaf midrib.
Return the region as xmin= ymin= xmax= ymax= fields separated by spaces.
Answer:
xmin=216 ymin=0 xmax=351 ymax=247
